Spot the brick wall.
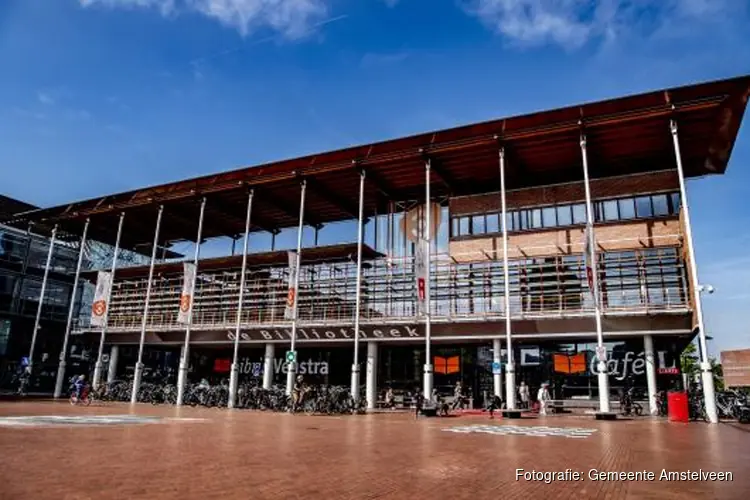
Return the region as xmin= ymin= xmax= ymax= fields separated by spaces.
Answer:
xmin=450 ymin=170 xmax=679 ymax=216
xmin=449 ymin=217 xmax=682 ymax=262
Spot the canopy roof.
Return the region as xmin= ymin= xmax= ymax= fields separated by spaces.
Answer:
xmin=5 ymin=74 xmax=749 ymax=251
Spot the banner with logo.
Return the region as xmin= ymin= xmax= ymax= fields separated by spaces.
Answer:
xmin=284 ymin=251 xmax=298 ymax=320
xmin=401 ymin=202 xmax=442 ymax=242
xmin=90 ymin=271 xmax=113 ymax=327
xmin=414 ymin=239 xmax=429 ymax=316
xmin=177 ymin=262 xmax=197 ymax=324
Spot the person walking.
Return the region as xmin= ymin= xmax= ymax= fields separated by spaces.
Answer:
xmin=519 ymin=381 xmax=530 ymax=410
xmin=537 ymin=382 xmax=551 ymax=416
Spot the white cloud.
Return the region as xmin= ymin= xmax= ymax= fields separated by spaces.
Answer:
xmin=382 ymin=0 xmax=399 ymax=7
xmin=37 ymin=92 xmax=55 ymax=105
xmin=79 ymin=0 xmax=329 ymax=38
xmin=461 ymin=0 xmax=742 ymax=50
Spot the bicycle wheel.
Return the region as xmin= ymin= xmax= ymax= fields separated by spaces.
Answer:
xmin=634 ymin=403 xmax=643 ymax=416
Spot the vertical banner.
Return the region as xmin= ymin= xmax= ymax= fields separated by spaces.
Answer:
xmin=177 ymin=262 xmax=196 ymax=324
xmin=583 ymin=224 xmax=597 ymax=297
xmin=414 ymin=238 xmax=429 ymax=316
xmin=90 ymin=271 xmax=113 ymax=327
xmin=284 ymin=251 xmax=298 ymax=320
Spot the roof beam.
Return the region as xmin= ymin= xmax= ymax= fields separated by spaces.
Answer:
xmin=305 ymin=177 xmax=366 ymax=222
xmin=427 ymin=158 xmax=462 ymax=194
xmin=205 ymin=194 xmax=280 ymax=235
xmin=258 ymin=187 xmax=324 ymax=229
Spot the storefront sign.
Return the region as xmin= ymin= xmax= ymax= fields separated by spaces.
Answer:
xmin=213 ymin=356 xmax=329 ymax=376
xmin=226 ymin=324 xmax=422 ymax=342
xmin=589 ymin=351 xmax=678 ymax=381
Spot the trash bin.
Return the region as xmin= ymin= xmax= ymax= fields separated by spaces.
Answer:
xmin=667 ymin=391 xmax=689 ymax=423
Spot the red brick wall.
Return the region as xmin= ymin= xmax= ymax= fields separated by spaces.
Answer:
xmin=450 ymin=170 xmax=679 ymax=216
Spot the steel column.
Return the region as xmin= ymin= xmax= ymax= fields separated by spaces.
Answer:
xmin=27 ymin=224 xmax=58 ymax=374
xmin=366 ymin=341 xmax=378 ymax=410
xmin=130 ymin=206 xmax=164 ymax=404
xmin=54 ymin=219 xmax=89 ymax=398
xmin=670 ymin=119 xmax=718 ymax=424
xmin=492 ymin=338 xmax=503 ymax=398
xmin=423 ymin=160 xmax=433 ymax=399
xmin=644 ymin=334 xmax=658 ymax=416
xmin=176 ymin=198 xmax=207 ymax=406
xmin=286 ymin=180 xmax=307 ymax=396
xmin=351 ymin=170 xmax=366 ymax=401
xmin=499 ymin=149 xmax=516 ymax=409
xmin=262 ymin=343 xmax=275 ymax=389
xmin=92 ymin=213 xmax=125 ymax=389
xmin=107 ymin=345 xmax=119 ymax=384
xmin=228 ymin=191 xmax=253 ymax=408
xmin=580 ymin=134 xmax=611 ymax=414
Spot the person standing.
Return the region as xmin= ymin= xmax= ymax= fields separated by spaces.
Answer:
xmin=519 ymin=381 xmax=530 ymax=409
xmin=537 ymin=382 xmax=551 ymax=416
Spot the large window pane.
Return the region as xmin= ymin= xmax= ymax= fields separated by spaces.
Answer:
xmin=516 ymin=211 xmax=528 ymax=231
xmin=652 ymin=195 xmax=669 ymax=216
xmin=542 ymin=207 xmax=557 ymax=228
xmin=472 ymin=214 xmax=486 ymax=234
xmin=451 ymin=217 xmax=459 ymax=238
xmin=618 ymin=198 xmax=636 ymax=219
xmin=459 ymin=216 xmax=470 ymax=236
xmin=635 ymin=196 xmax=653 ymax=218
xmin=557 ymin=205 xmax=572 ymax=226
xmin=602 ymin=200 xmax=619 ymax=221
xmin=486 ymin=213 xmax=499 ymax=233
xmin=530 ymin=209 xmax=543 ymax=229
xmin=670 ymin=192 xmax=681 ymax=213
xmin=572 ymin=204 xmax=587 ymax=224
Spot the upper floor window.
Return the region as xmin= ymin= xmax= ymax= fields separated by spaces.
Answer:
xmin=450 ymin=192 xmax=681 ymax=238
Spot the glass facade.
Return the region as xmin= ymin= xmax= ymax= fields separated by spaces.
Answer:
xmin=451 ymin=192 xmax=681 ymax=238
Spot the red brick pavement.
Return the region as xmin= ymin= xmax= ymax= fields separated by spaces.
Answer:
xmin=0 ymin=402 xmax=748 ymax=500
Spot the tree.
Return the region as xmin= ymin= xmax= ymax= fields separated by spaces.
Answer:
xmin=680 ymin=342 xmax=700 ymax=380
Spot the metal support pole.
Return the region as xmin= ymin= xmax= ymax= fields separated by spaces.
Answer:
xmin=54 ymin=219 xmax=89 ymax=398
xmin=492 ymin=338 xmax=502 ymax=398
xmin=130 ymin=206 xmax=164 ymax=404
xmin=644 ymin=334 xmax=658 ymax=416
xmin=228 ymin=191 xmax=253 ymax=408
xmin=580 ymin=134 xmax=611 ymax=414
xmin=271 ymin=231 xmax=276 ymax=251
xmin=93 ymin=213 xmax=125 ymax=389
xmin=27 ymin=225 xmax=58 ymax=374
xmin=286 ymin=180 xmax=307 ymax=395
xmin=499 ymin=149 xmax=516 ymax=410
xmin=107 ymin=345 xmax=119 ymax=383
xmin=262 ymin=343 xmax=275 ymax=389
xmin=423 ymin=160 xmax=433 ymax=399
xmin=176 ymin=198 xmax=207 ymax=406
xmin=351 ymin=170 xmax=366 ymax=401
xmin=670 ymin=119 xmax=718 ymax=424
xmin=366 ymin=341 xmax=378 ymax=410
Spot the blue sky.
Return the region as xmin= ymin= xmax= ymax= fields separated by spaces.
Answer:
xmin=1 ymin=0 xmax=749 ymax=353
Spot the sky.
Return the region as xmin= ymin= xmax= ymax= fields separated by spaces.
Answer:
xmin=0 ymin=0 xmax=749 ymax=354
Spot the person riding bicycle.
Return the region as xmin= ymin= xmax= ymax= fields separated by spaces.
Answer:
xmin=292 ymin=375 xmax=305 ymax=412
xmin=73 ymin=374 xmax=88 ymax=400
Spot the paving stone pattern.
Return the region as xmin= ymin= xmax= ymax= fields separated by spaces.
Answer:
xmin=0 ymin=402 xmax=749 ymax=500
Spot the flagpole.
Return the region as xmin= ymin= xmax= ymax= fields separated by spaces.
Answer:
xmin=54 ymin=219 xmax=90 ymax=398
xmin=423 ymin=159 xmax=433 ymax=399
xmin=286 ymin=180 xmax=307 ymax=396
xmin=580 ymin=132 xmax=611 ymax=414
xmin=92 ymin=213 xmax=125 ymax=389
xmin=351 ymin=170 xmax=366 ymax=402
xmin=176 ymin=197 xmax=207 ymax=406
xmin=228 ymin=190 xmax=253 ymax=408
xmin=131 ymin=205 xmax=164 ymax=404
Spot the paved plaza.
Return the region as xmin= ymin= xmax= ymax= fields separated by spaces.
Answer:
xmin=0 ymin=402 xmax=748 ymax=499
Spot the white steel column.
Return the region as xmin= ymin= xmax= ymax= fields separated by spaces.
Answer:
xmin=54 ymin=219 xmax=89 ymax=398
xmin=286 ymin=180 xmax=307 ymax=395
xmin=27 ymin=225 xmax=58 ymax=374
xmin=177 ymin=197 xmax=207 ymax=406
xmin=351 ymin=170 xmax=366 ymax=401
xmin=93 ymin=213 xmax=125 ymax=389
xmin=366 ymin=341 xmax=378 ymax=410
xmin=580 ymin=133 xmax=611 ymax=414
xmin=228 ymin=191 xmax=253 ymax=408
xmin=423 ymin=160 xmax=433 ymax=399
xmin=262 ymin=343 xmax=275 ymax=389
xmin=670 ymin=119 xmax=718 ymax=424
xmin=644 ymin=334 xmax=658 ymax=416
xmin=499 ymin=149 xmax=516 ymax=409
xmin=130 ymin=205 xmax=164 ymax=404
xmin=107 ymin=345 xmax=119 ymax=383
xmin=492 ymin=338 xmax=502 ymax=398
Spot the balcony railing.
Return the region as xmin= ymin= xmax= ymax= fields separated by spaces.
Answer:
xmin=74 ymin=245 xmax=688 ymax=333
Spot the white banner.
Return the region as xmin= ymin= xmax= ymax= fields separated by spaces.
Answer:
xmin=177 ymin=262 xmax=197 ymax=324
xmin=90 ymin=271 xmax=112 ymax=327
xmin=284 ymin=251 xmax=298 ymax=320
xmin=414 ymin=239 xmax=429 ymax=316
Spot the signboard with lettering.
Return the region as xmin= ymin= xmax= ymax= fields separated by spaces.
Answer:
xmin=721 ymin=349 xmax=750 ymax=388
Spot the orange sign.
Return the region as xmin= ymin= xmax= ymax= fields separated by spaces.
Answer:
xmin=286 ymin=288 xmax=296 ymax=308
xmin=92 ymin=300 xmax=107 ymax=317
xmin=553 ymin=353 xmax=587 ymax=374
xmin=180 ymin=294 xmax=192 ymax=313
xmin=434 ymin=356 xmax=460 ymax=375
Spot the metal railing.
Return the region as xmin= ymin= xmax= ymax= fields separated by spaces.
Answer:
xmin=74 ymin=244 xmax=688 ymax=333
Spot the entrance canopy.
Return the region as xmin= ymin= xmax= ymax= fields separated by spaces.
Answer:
xmin=5 ymin=75 xmax=749 ymax=251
